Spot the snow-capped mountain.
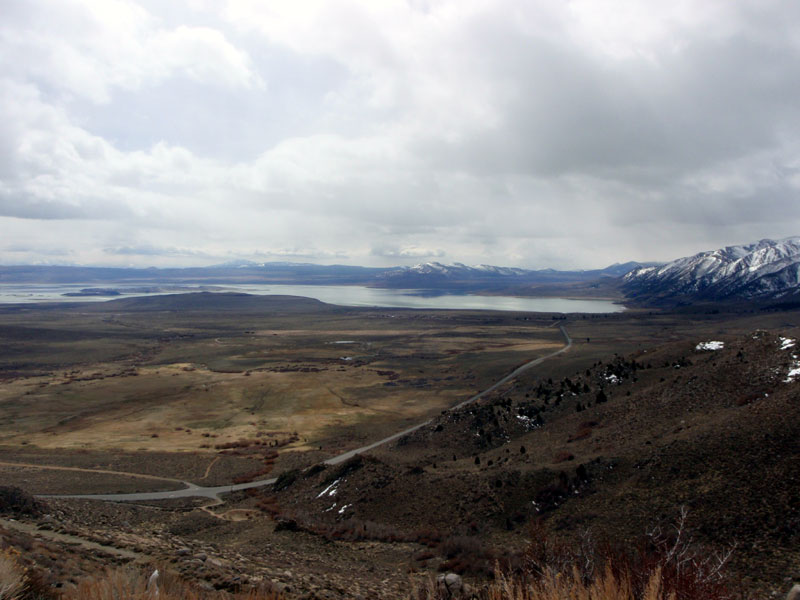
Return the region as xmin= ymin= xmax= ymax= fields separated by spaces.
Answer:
xmin=376 ymin=261 xmax=643 ymax=289
xmin=623 ymin=237 xmax=800 ymax=303
xmin=388 ymin=262 xmax=530 ymax=278
xmin=0 ymin=260 xmax=644 ymax=292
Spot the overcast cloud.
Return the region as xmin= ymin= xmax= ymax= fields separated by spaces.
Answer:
xmin=1 ymin=0 xmax=799 ymax=268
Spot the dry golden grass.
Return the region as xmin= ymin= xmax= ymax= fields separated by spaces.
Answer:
xmin=3 ymin=553 xmax=282 ymax=600
xmin=0 ymin=549 xmax=24 ymax=600
xmin=61 ymin=567 xmax=282 ymax=600
xmin=0 ymin=308 xmax=557 ymax=455
xmin=410 ymin=511 xmax=734 ymax=600
xmin=486 ymin=565 xmax=675 ymax=600
xmin=1 ymin=360 xmax=468 ymax=453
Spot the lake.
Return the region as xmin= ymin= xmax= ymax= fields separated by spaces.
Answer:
xmin=0 ymin=283 xmax=625 ymax=313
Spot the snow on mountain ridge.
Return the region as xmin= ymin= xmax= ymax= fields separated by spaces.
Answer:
xmin=403 ymin=262 xmax=529 ymax=277
xmin=383 ymin=261 xmax=646 ymax=281
xmin=624 ymin=237 xmax=800 ymax=301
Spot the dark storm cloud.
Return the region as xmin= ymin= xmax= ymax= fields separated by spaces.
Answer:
xmin=423 ymin=9 xmax=800 ymax=180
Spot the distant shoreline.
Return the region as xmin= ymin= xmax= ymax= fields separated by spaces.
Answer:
xmin=0 ymin=283 xmax=626 ymax=313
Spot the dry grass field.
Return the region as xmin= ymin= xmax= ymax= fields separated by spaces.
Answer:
xmin=0 ymin=294 xmax=564 ymax=484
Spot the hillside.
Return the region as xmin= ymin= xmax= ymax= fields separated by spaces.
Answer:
xmin=623 ymin=237 xmax=800 ymax=305
xmin=264 ymin=326 xmax=800 ymax=593
xmin=1 ymin=298 xmax=799 ymax=598
xmin=3 ymin=317 xmax=797 ymax=597
xmin=84 ymin=292 xmax=334 ymax=313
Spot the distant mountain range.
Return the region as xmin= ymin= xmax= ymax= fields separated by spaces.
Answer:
xmin=623 ymin=237 xmax=800 ymax=304
xmin=0 ymin=260 xmax=643 ymax=291
xmin=374 ymin=261 xmax=642 ymax=289
xmin=0 ymin=263 xmax=386 ymax=286
xmin=2 ymin=237 xmax=800 ymax=306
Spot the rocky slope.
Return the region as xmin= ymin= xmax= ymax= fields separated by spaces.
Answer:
xmin=623 ymin=237 xmax=800 ymax=304
xmin=265 ymin=326 xmax=800 ymax=594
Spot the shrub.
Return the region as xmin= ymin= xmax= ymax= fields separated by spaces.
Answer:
xmin=0 ymin=548 xmax=57 ymax=600
xmin=519 ymin=511 xmax=734 ymax=600
xmin=255 ymin=495 xmax=280 ymax=517
xmin=303 ymin=463 xmax=327 ymax=478
xmin=232 ymin=466 xmax=273 ymax=485
xmin=272 ymin=469 xmax=299 ymax=491
xmin=0 ymin=487 xmax=42 ymax=517
xmin=414 ymin=511 xmax=735 ymax=599
xmin=568 ymin=426 xmax=593 ymax=443
xmin=60 ymin=566 xmax=283 ymax=599
xmin=553 ymin=451 xmax=575 ymax=463
xmin=414 ymin=527 xmax=445 ymax=548
xmin=321 ymin=455 xmax=364 ymax=485
xmin=436 ymin=536 xmax=495 ymax=577
xmin=485 ymin=564 xmax=671 ymax=600
xmin=0 ymin=548 xmax=24 ymax=600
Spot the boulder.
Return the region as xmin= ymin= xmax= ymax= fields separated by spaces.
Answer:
xmin=787 ymin=584 xmax=800 ymax=600
xmin=436 ymin=573 xmax=464 ymax=597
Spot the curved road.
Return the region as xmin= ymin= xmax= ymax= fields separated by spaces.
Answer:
xmin=43 ymin=326 xmax=571 ymax=503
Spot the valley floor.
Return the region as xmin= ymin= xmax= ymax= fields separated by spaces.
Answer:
xmin=1 ymin=296 xmax=799 ymax=597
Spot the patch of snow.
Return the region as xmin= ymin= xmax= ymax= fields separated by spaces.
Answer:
xmin=779 ymin=337 xmax=796 ymax=350
xmin=606 ymin=374 xmax=619 ymax=383
xmin=340 ymin=356 xmax=353 ymax=361
xmin=516 ymin=415 xmax=540 ymax=430
xmin=338 ymin=504 xmax=351 ymax=514
xmin=324 ymin=503 xmax=337 ymax=512
xmin=316 ymin=479 xmax=341 ymax=498
xmin=695 ymin=341 xmax=724 ymax=351
xmin=330 ymin=340 xmax=355 ymax=344
xmin=785 ymin=361 xmax=800 ymax=383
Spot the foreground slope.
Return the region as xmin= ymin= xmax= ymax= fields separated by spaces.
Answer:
xmin=268 ymin=325 xmax=800 ymax=593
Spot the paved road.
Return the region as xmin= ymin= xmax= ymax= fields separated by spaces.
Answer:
xmin=44 ymin=326 xmax=571 ymax=503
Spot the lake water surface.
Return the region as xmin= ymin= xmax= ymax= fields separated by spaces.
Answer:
xmin=0 ymin=283 xmax=624 ymax=313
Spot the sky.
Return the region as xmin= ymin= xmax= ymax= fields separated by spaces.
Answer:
xmin=1 ymin=0 xmax=800 ymax=269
